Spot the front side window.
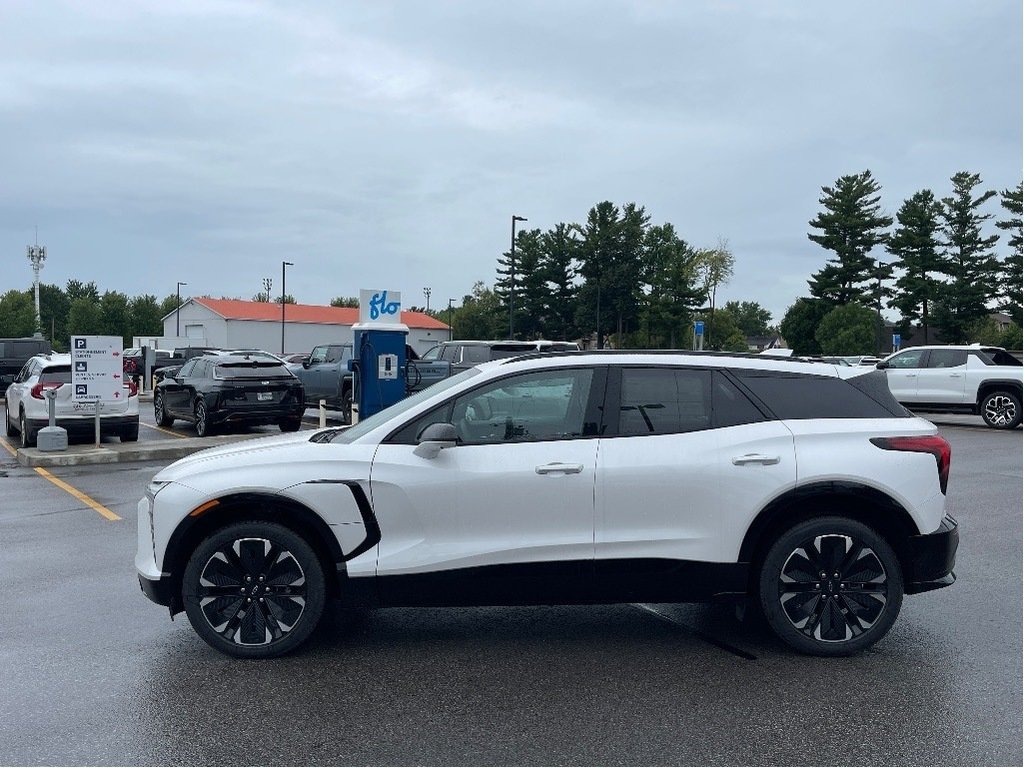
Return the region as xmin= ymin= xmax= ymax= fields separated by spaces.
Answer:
xmin=309 ymin=346 xmax=329 ymax=365
xmin=887 ymin=350 xmax=926 ymax=369
xmin=178 ymin=360 xmax=197 ymax=378
xmin=618 ymin=368 xmax=712 ymax=436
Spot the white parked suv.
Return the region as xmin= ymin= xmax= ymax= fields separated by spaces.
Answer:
xmin=878 ymin=345 xmax=1023 ymax=429
xmin=137 ymin=352 xmax=958 ymax=658
xmin=5 ymin=353 xmax=140 ymax=446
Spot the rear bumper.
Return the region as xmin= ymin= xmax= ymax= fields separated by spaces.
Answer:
xmin=27 ymin=414 xmax=138 ymax=434
xmin=904 ymin=514 xmax=959 ymax=595
xmin=208 ymin=403 xmax=305 ymax=426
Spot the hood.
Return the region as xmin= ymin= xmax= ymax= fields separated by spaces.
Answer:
xmin=154 ymin=430 xmax=320 ymax=483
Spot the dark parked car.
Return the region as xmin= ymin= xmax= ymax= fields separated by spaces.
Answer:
xmin=153 ymin=354 xmax=305 ymax=436
xmin=1 ymin=337 xmax=52 ymax=387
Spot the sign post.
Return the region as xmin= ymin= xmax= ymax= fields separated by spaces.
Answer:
xmin=892 ymin=333 xmax=901 ymax=353
xmin=71 ymin=336 xmax=124 ymax=447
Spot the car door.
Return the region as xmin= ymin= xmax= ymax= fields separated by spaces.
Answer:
xmin=163 ymin=359 xmax=197 ymax=416
xmin=368 ymin=365 xmax=606 ymax=605
xmin=915 ymin=349 xmax=968 ymax=403
xmin=883 ymin=349 xmax=928 ymax=402
xmin=594 ymin=366 xmax=796 ymax=601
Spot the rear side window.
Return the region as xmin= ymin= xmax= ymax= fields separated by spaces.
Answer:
xmin=927 ymin=350 xmax=967 ymax=368
xmin=462 ymin=346 xmax=490 ymax=363
xmin=618 ymin=368 xmax=711 ymax=435
xmin=734 ymin=371 xmax=907 ymax=419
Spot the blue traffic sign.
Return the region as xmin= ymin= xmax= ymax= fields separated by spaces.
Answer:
xmin=695 ymin=321 xmax=705 ymax=336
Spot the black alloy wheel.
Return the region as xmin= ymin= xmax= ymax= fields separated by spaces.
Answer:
xmin=194 ymin=399 xmax=210 ymax=437
xmin=182 ymin=521 xmax=326 ymax=658
xmin=981 ymin=390 xmax=1022 ymax=429
xmin=154 ymin=392 xmax=174 ymax=427
xmin=341 ymin=387 xmax=353 ymax=424
xmin=759 ymin=516 xmax=903 ymax=656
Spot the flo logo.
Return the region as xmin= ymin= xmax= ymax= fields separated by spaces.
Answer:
xmin=369 ymin=291 xmax=401 ymax=320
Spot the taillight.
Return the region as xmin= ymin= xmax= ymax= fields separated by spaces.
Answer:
xmin=30 ymin=382 xmax=63 ymax=399
xmin=127 ymin=380 xmax=138 ymax=397
xmin=870 ymin=435 xmax=952 ymax=495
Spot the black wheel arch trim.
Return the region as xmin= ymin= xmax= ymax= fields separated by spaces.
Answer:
xmin=160 ymin=482 xmax=380 ymax=614
xmin=976 ymin=379 xmax=1023 ymax=403
xmin=738 ymin=480 xmax=920 ymax=582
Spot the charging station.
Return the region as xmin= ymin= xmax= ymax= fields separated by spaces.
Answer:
xmin=347 ymin=289 xmax=410 ymax=423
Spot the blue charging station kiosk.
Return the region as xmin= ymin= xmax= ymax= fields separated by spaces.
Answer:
xmin=348 ymin=321 xmax=409 ymax=422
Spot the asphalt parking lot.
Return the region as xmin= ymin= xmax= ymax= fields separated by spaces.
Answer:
xmin=0 ymin=415 xmax=1020 ymax=765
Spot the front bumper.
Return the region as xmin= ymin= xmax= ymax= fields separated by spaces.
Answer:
xmin=139 ymin=573 xmax=175 ymax=608
xmin=904 ymin=514 xmax=959 ymax=595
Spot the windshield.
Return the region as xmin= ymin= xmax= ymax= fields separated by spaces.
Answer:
xmin=328 ymin=367 xmax=482 ymax=443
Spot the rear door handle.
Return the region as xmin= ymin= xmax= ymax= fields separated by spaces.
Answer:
xmin=732 ymin=454 xmax=781 ymax=466
xmin=535 ymin=463 xmax=584 ymax=475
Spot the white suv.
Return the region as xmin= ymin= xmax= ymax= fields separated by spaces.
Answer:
xmin=137 ymin=352 xmax=958 ymax=658
xmin=5 ymin=353 xmax=140 ymax=446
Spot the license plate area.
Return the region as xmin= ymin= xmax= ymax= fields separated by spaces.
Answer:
xmin=257 ymin=392 xmax=273 ymax=401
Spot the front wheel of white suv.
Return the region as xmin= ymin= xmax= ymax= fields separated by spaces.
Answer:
xmin=182 ymin=521 xmax=327 ymax=658
xmin=758 ymin=516 xmax=904 ymax=656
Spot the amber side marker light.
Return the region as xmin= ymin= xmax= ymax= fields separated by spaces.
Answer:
xmin=189 ymin=499 xmax=221 ymax=517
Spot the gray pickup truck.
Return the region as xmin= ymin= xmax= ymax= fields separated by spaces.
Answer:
xmin=288 ymin=343 xmax=450 ymax=422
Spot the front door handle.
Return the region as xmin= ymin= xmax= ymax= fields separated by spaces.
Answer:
xmin=535 ymin=463 xmax=584 ymax=475
xmin=732 ymin=454 xmax=781 ymax=466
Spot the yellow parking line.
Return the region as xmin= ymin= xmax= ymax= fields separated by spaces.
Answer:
xmin=140 ymin=422 xmax=186 ymax=439
xmin=0 ymin=436 xmax=121 ymax=521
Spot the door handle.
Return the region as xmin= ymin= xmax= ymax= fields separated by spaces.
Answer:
xmin=732 ymin=454 xmax=781 ymax=466
xmin=948 ymin=373 xmax=962 ymax=378
xmin=535 ymin=463 xmax=584 ymax=475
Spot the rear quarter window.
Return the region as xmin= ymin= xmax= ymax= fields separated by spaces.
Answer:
xmin=733 ymin=370 xmax=909 ymax=419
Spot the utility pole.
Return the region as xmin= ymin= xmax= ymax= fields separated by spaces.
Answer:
xmin=262 ymin=277 xmax=272 ymax=302
xmin=176 ymin=281 xmax=188 ymax=337
xmin=423 ymin=287 xmax=431 ymax=313
xmin=26 ymin=236 xmax=46 ymax=335
xmin=281 ymin=261 xmax=293 ymax=354
xmin=447 ymin=298 xmax=456 ymax=341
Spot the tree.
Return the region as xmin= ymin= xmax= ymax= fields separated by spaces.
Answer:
xmin=455 ymin=282 xmax=503 ymax=340
xmin=130 ymin=294 xmax=164 ymax=338
xmin=100 ymin=291 xmax=131 ymax=345
xmin=159 ymin=294 xmax=180 ymax=319
xmin=935 ymin=171 xmax=1001 ymax=343
xmin=38 ymin=283 xmax=70 ymax=350
xmin=65 ymin=280 xmax=99 ymax=303
xmin=330 ymin=296 xmax=360 ymax=308
xmin=996 ymin=182 xmax=1023 ymax=325
xmin=639 ymin=223 xmax=702 ymax=347
xmin=807 ymin=170 xmax=893 ymax=305
xmin=68 ymin=297 xmax=103 ymax=335
xmin=698 ymin=305 xmax=748 ymax=352
xmin=695 ymin=238 xmax=735 ymax=341
xmin=722 ymin=300 xmax=773 ymax=337
xmin=252 ymin=292 xmax=271 ymax=303
xmin=887 ymin=190 xmax=945 ymax=344
xmin=538 ymin=223 xmax=580 ymax=341
xmin=511 ymin=228 xmax=548 ymax=340
xmin=0 ymin=290 xmax=36 ymax=338
xmin=815 ymin=303 xmax=878 ymax=355
xmin=779 ymin=298 xmax=831 ymax=355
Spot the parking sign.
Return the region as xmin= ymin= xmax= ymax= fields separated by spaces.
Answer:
xmin=71 ymin=336 xmax=124 ymax=402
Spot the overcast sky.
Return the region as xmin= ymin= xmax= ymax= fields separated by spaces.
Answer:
xmin=1 ymin=0 xmax=1021 ymax=323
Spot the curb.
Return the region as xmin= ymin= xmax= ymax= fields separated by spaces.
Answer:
xmin=15 ymin=434 xmax=265 ymax=468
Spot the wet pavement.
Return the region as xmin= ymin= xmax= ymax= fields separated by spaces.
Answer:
xmin=0 ymin=421 xmax=1020 ymax=765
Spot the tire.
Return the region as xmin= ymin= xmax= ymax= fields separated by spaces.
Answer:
xmin=19 ymin=409 xmax=36 ymax=448
xmin=279 ymin=418 xmax=302 ymax=433
xmin=181 ymin=520 xmax=326 ymax=658
xmin=5 ymin=404 xmax=16 ymax=437
xmin=758 ymin=516 xmax=904 ymax=656
xmin=120 ymin=423 xmax=140 ymax=442
xmin=980 ymin=389 xmax=1022 ymax=430
xmin=194 ymin=399 xmax=211 ymax=437
xmin=154 ymin=392 xmax=174 ymax=427
xmin=341 ymin=387 xmax=353 ymax=424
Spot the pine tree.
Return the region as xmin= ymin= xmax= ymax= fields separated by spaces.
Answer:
xmin=996 ymin=182 xmax=1023 ymax=325
xmin=538 ymin=223 xmax=580 ymax=341
xmin=807 ymin=170 xmax=893 ymax=305
xmin=887 ymin=190 xmax=945 ymax=344
xmin=935 ymin=171 xmax=1000 ymax=342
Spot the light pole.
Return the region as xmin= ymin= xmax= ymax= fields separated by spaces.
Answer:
xmin=509 ymin=214 xmax=527 ymax=339
xmin=176 ymin=281 xmax=187 ymax=337
xmin=447 ymin=298 xmax=456 ymax=341
xmin=262 ymin=277 xmax=272 ymax=301
xmin=423 ymin=287 xmax=431 ymax=313
xmin=281 ymin=261 xmax=293 ymax=354
xmin=26 ymin=242 xmax=46 ymax=334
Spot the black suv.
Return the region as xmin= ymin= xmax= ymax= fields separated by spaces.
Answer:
xmin=1 ymin=337 xmax=52 ymax=387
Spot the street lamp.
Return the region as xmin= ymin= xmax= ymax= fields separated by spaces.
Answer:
xmin=447 ymin=298 xmax=456 ymax=341
xmin=281 ymin=261 xmax=293 ymax=354
xmin=509 ymin=214 xmax=527 ymax=339
xmin=262 ymin=277 xmax=272 ymax=301
xmin=176 ymin=281 xmax=188 ymax=337
xmin=423 ymin=287 xmax=431 ymax=313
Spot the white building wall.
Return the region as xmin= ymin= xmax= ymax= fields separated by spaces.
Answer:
xmin=161 ymin=304 xmax=227 ymax=346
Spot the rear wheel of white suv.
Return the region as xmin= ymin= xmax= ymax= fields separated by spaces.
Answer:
xmin=980 ymin=389 xmax=1022 ymax=429
xmin=759 ymin=517 xmax=903 ymax=656
xmin=182 ymin=521 xmax=326 ymax=658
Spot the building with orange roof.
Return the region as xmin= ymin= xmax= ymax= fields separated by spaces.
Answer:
xmin=159 ymin=297 xmax=451 ymax=356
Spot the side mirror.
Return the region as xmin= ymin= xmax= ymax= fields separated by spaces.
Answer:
xmin=302 ymin=357 xmax=312 ymax=368
xmin=875 ymin=361 xmax=889 ymax=369
xmin=413 ymin=422 xmax=459 ymax=459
